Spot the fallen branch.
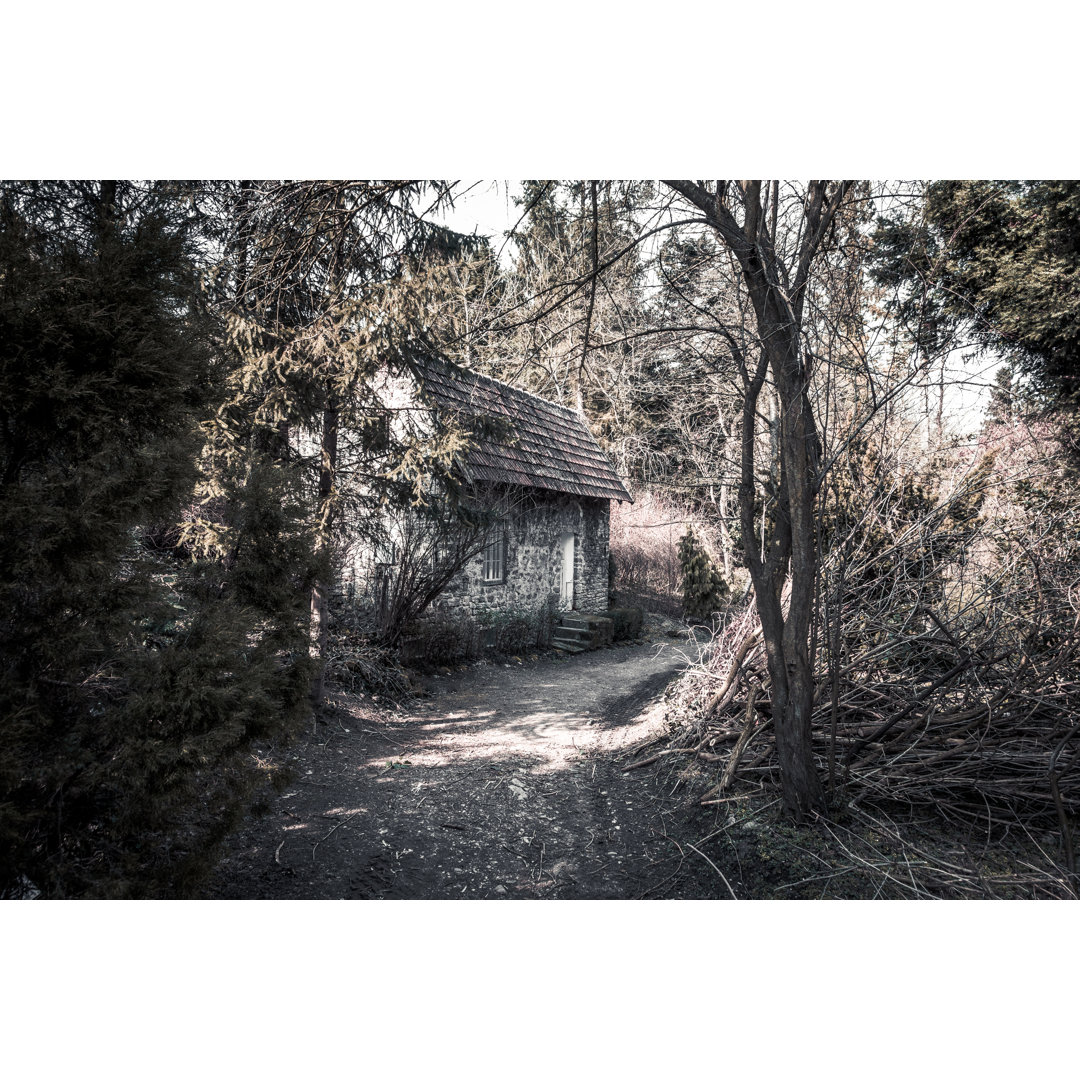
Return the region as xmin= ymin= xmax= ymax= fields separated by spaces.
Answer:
xmin=718 ymin=687 xmax=767 ymax=793
xmin=684 ymin=840 xmax=738 ymax=900
xmin=705 ymin=628 xmax=763 ymax=717
xmin=311 ymin=809 xmax=361 ymax=862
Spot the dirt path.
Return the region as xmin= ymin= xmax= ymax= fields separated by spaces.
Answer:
xmin=205 ymin=631 xmax=731 ymax=900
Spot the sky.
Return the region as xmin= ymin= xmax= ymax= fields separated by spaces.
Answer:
xmin=436 ymin=180 xmax=524 ymax=260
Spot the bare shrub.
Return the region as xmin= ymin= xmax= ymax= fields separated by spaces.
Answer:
xmin=400 ymin=612 xmax=483 ymax=667
xmin=650 ymin=422 xmax=1080 ymax=895
xmin=479 ymin=597 xmax=558 ymax=655
xmin=399 ymin=594 xmax=560 ymax=668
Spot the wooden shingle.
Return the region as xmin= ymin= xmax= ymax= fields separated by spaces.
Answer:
xmin=413 ymin=357 xmax=633 ymax=503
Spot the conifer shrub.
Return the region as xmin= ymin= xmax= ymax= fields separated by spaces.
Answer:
xmin=609 ymin=491 xmax=724 ymax=616
xmin=677 ymin=528 xmax=729 ymax=621
xmin=0 ymin=190 xmax=313 ymax=898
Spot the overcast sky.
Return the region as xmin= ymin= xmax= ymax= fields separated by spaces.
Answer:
xmin=437 ymin=180 xmax=523 ymax=251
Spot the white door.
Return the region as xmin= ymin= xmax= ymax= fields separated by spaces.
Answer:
xmin=559 ymin=532 xmax=575 ymax=609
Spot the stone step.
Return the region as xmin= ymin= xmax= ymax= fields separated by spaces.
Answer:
xmin=551 ymin=613 xmax=615 ymax=652
xmin=551 ymin=638 xmax=586 ymax=653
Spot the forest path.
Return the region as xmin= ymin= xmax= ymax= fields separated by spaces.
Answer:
xmin=206 ymin=628 xmax=723 ymax=900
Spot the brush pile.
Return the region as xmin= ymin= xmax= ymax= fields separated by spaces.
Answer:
xmin=644 ymin=440 xmax=1080 ymax=895
xmin=664 ymin=600 xmax=1080 ymax=830
xmin=323 ymin=625 xmax=414 ymax=700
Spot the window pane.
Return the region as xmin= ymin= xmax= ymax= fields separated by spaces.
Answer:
xmin=484 ymin=529 xmax=504 ymax=582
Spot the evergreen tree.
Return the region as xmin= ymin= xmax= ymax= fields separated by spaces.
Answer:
xmin=873 ymin=181 xmax=1080 ymax=407
xmin=985 ymin=363 xmax=1019 ymax=426
xmin=193 ymin=181 xmax=487 ymax=706
xmin=0 ymin=181 xmax=310 ymax=897
xmin=677 ymin=527 xmax=728 ymax=620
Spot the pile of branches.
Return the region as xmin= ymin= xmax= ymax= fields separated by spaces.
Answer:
xmin=323 ymin=625 xmax=413 ymax=700
xmin=669 ymin=603 xmax=1077 ymax=809
xmin=632 ymin=437 xmax=1080 ymax=895
xmin=641 ymin=587 xmax=1080 ymax=897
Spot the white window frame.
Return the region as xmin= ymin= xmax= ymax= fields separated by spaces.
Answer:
xmin=483 ymin=528 xmax=506 ymax=584
xmin=431 ymin=537 xmax=449 ymax=572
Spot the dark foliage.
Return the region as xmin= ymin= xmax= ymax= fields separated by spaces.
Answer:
xmin=606 ymin=607 xmax=644 ymax=641
xmin=677 ymin=527 xmax=728 ymax=621
xmin=0 ymin=185 xmax=310 ymax=898
xmin=872 ymin=180 xmax=1080 ymax=406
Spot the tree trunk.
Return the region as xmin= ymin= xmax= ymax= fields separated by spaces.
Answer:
xmin=576 ymin=180 xmax=599 ymax=415
xmin=99 ymin=181 xmax=118 ymax=226
xmin=662 ymin=180 xmax=851 ymax=819
xmin=755 ymin=300 xmax=827 ymax=819
xmin=309 ymin=404 xmax=338 ymax=708
xmin=737 ymin=334 xmax=826 ymax=819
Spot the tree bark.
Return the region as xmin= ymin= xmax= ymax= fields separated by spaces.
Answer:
xmin=309 ymin=185 xmax=348 ymax=709
xmin=663 ymin=180 xmax=851 ymax=819
xmin=576 ymin=180 xmax=599 ymax=414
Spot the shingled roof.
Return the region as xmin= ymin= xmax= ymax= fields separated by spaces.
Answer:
xmin=412 ymin=358 xmax=633 ymax=503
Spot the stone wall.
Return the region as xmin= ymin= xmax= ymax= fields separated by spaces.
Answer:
xmin=434 ymin=491 xmax=610 ymax=620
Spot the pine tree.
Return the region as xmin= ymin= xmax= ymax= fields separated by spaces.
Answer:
xmin=193 ymin=182 xmax=488 ymax=706
xmin=873 ymin=181 xmax=1080 ymax=407
xmin=986 ymin=363 xmax=1017 ymax=426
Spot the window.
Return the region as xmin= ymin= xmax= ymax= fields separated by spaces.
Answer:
xmin=483 ymin=528 xmax=506 ymax=583
xmin=431 ymin=537 xmax=452 ymax=572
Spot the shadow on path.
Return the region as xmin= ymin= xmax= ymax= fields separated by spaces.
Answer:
xmin=206 ymin=634 xmax=730 ymax=900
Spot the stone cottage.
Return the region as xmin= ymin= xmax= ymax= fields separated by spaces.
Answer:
xmin=345 ymin=357 xmax=633 ymax=635
xmin=415 ymin=357 xmax=633 ymax=619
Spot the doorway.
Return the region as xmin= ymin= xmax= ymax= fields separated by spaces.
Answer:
xmin=558 ymin=532 xmax=575 ymax=610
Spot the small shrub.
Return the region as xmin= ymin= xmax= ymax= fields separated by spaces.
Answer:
xmin=400 ymin=613 xmax=482 ymax=667
xmin=493 ymin=611 xmax=534 ymax=653
xmin=398 ymin=596 xmax=559 ymax=668
xmin=678 ymin=527 xmax=729 ymax=620
xmin=607 ymin=607 xmax=644 ymax=641
xmin=478 ymin=595 xmax=560 ymax=654
xmin=532 ymin=593 xmax=560 ymax=649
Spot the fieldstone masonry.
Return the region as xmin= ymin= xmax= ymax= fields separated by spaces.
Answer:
xmin=435 ymin=491 xmax=610 ymax=619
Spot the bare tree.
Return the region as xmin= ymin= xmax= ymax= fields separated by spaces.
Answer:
xmin=662 ymin=181 xmax=854 ymax=818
